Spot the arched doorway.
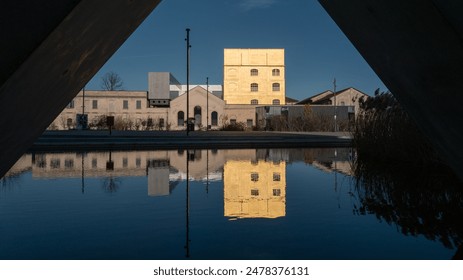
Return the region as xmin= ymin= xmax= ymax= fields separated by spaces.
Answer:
xmin=177 ymin=111 xmax=184 ymax=127
xmin=194 ymin=106 xmax=201 ymax=127
xmin=211 ymin=111 xmax=218 ymax=126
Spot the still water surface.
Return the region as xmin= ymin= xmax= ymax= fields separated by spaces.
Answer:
xmin=1 ymin=148 xmax=462 ymax=259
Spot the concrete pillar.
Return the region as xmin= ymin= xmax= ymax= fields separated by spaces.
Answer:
xmin=0 ymin=0 xmax=161 ymax=177
xmin=319 ymin=0 xmax=463 ymax=180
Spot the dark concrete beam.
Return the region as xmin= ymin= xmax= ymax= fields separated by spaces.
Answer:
xmin=319 ymin=0 xmax=463 ymax=180
xmin=0 ymin=1 xmax=81 ymax=86
xmin=0 ymin=0 xmax=161 ymax=178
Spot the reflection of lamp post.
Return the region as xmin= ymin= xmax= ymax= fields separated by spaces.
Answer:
xmin=185 ymin=28 xmax=191 ymax=136
xmin=185 ymin=149 xmax=191 ymax=258
xmin=334 ymin=148 xmax=339 ymax=208
xmin=206 ymin=149 xmax=209 ymax=194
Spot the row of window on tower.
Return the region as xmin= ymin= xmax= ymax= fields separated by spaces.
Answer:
xmin=250 ymin=83 xmax=280 ymax=92
xmin=250 ymin=99 xmax=280 ymax=105
xmin=250 ymin=69 xmax=280 ymax=76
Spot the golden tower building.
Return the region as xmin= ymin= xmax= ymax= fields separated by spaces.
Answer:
xmin=224 ymin=160 xmax=286 ymax=219
xmin=223 ymin=49 xmax=285 ymax=105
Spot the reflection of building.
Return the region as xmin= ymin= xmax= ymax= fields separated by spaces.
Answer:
xmin=147 ymin=159 xmax=170 ymax=196
xmin=224 ymin=160 xmax=286 ymax=219
xmin=4 ymin=149 xmax=352 ymax=206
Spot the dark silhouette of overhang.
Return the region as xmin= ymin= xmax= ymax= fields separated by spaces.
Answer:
xmin=0 ymin=0 xmax=161 ymax=177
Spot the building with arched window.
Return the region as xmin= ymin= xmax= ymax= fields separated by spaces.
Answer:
xmin=51 ymin=51 xmax=364 ymax=132
xmin=223 ymin=48 xmax=285 ymax=105
xmin=169 ymin=86 xmax=225 ymax=130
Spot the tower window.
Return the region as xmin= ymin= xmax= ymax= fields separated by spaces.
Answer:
xmin=251 ymin=83 xmax=258 ymax=92
xmin=250 ymin=69 xmax=258 ymax=76
xmin=272 ymin=83 xmax=280 ymax=91
xmin=272 ymin=69 xmax=280 ymax=76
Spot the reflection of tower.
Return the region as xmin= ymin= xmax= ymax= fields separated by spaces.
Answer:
xmin=224 ymin=160 xmax=286 ymax=219
xmin=147 ymin=160 xmax=170 ymax=196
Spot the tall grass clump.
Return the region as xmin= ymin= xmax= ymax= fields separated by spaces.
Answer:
xmin=353 ymin=90 xmax=443 ymax=167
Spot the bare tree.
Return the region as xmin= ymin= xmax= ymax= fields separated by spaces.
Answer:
xmin=100 ymin=71 xmax=124 ymax=90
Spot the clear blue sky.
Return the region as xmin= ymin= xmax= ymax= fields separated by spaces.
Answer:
xmin=86 ymin=0 xmax=387 ymax=100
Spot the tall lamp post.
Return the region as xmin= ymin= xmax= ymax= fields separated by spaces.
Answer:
xmin=185 ymin=28 xmax=191 ymax=135
xmin=333 ymin=78 xmax=337 ymax=132
xmin=206 ymin=77 xmax=209 ymax=131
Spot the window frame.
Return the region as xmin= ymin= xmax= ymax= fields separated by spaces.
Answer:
xmin=177 ymin=111 xmax=185 ymax=126
xmin=251 ymin=83 xmax=258 ymax=92
xmin=272 ymin=83 xmax=280 ymax=92
xmin=211 ymin=111 xmax=218 ymax=126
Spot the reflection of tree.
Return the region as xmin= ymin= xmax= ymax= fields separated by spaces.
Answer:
xmin=1 ymin=165 xmax=30 ymax=190
xmin=1 ymin=174 xmax=20 ymax=190
xmin=352 ymin=159 xmax=463 ymax=257
xmin=101 ymin=177 xmax=121 ymax=193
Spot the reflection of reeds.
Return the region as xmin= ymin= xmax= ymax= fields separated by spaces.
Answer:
xmin=352 ymin=91 xmax=463 ymax=256
xmin=1 ymin=174 xmax=20 ymax=191
xmin=352 ymin=157 xmax=463 ymax=254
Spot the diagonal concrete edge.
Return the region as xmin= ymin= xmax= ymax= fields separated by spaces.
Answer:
xmin=0 ymin=0 xmax=161 ymax=178
xmin=318 ymin=0 xmax=463 ymax=181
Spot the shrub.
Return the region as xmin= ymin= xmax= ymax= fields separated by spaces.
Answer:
xmin=353 ymin=90 xmax=443 ymax=166
xmin=220 ymin=122 xmax=246 ymax=131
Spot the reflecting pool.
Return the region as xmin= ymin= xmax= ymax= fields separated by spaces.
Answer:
xmin=1 ymin=148 xmax=462 ymax=259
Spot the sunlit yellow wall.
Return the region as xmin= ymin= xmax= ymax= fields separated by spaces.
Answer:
xmin=224 ymin=49 xmax=285 ymax=105
xmin=224 ymin=160 xmax=286 ymax=219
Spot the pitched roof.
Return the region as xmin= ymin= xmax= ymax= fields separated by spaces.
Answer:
xmin=285 ymin=96 xmax=299 ymax=103
xmin=296 ymin=90 xmax=333 ymax=104
xmin=296 ymin=87 xmax=369 ymax=105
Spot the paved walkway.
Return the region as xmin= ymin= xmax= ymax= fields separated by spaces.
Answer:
xmin=31 ymin=130 xmax=353 ymax=151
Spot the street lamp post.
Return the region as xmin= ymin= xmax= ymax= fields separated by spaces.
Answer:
xmin=185 ymin=28 xmax=191 ymax=135
xmin=206 ymin=77 xmax=209 ymax=131
xmin=333 ymin=78 xmax=337 ymax=132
